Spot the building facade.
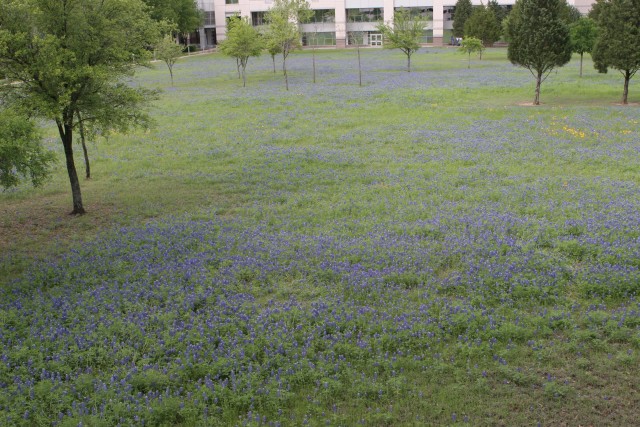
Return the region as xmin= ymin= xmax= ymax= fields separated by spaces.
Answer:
xmin=196 ymin=0 xmax=593 ymax=49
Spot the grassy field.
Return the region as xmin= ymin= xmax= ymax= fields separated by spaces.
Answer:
xmin=1 ymin=47 xmax=639 ymax=426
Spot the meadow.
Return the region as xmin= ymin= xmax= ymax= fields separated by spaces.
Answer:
xmin=1 ymin=47 xmax=639 ymax=425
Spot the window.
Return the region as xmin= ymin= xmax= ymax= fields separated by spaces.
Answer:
xmin=251 ymin=11 xmax=267 ymax=26
xmin=310 ymin=9 xmax=335 ymax=23
xmin=346 ymin=8 xmax=383 ymax=23
xmin=394 ymin=7 xmax=432 ymax=20
xmin=204 ymin=11 xmax=215 ymax=26
xmin=225 ymin=0 xmax=238 ymax=4
xmin=302 ymin=32 xmax=336 ymax=46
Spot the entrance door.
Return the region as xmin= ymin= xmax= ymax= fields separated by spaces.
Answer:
xmin=369 ymin=33 xmax=382 ymax=46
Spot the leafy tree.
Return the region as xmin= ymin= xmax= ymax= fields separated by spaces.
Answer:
xmin=591 ymin=0 xmax=640 ymax=104
xmin=219 ymin=17 xmax=264 ymax=87
xmin=142 ymin=0 xmax=202 ymax=37
xmin=0 ymin=111 xmax=55 ymax=189
xmin=265 ymin=0 xmax=312 ymax=91
xmin=453 ymin=0 xmax=473 ymax=38
xmin=464 ymin=5 xmax=502 ymax=49
xmin=459 ymin=37 xmax=485 ymax=68
xmin=507 ymin=0 xmax=572 ymax=105
xmin=377 ymin=9 xmax=426 ymax=72
xmin=570 ymin=17 xmax=598 ymax=77
xmin=156 ymin=35 xmax=184 ymax=85
xmin=264 ymin=32 xmax=283 ymax=74
xmin=0 ymin=0 xmax=159 ymax=214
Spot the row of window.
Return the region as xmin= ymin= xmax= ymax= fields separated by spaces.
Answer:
xmin=206 ymin=6 xmax=512 ymax=29
xmin=248 ymin=8 xmax=437 ymax=27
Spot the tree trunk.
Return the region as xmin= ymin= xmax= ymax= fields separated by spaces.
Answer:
xmin=534 ymin=72 xmax=542 ymax=105
xmin=357 ymin=46 xmax=362 ymax=87
xmin=169 ymin=65 xmax=174 ymax=86
xmin=58 ymin=121 xmax=85 ymax=214
xmin=241 ymin=60 xmax=247 ymax=87
xmin=272 ymin=55 xmax=276 ymax=73
xmin=236 ymin=58 xmax=241 ymax=79
xmin=622 ymin=70 xmax=630 ymax=104
xmin=468 ymin=52 xmax=471 ymax=69
xmin=76 ymin=111 xmax=91 ymax=179
xmin=407 ymin=54 xmax=411 ymax=72
xmin=283 ymin=53 xmax=289 ymax=91
xmin=312 ymin=47 xmax=316 ymax=84
xmin=579 ymin=53 xmax=583 ymax=78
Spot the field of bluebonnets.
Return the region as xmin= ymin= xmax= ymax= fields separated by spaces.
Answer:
xmin=1 ymin=48 xmax=639 ymax=425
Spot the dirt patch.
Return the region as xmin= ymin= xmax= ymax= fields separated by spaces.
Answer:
xmin=0 ymin=194 xmax=121 ymax=260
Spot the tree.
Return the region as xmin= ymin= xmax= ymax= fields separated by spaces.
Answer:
xmin=464 ymin=5 xmax=502 ymax=49
xmin=348 ymin=26 xmax=367 ymax=87
xmin=219 ymin=17 xmax=264 ymax=87
xmin=560 ymin=3 xmax=582 ymax=24
xmin=570 ymin=17 xmax=598 ymax=77
xmin=377 ymin=9 xmax=426 ymax=72
xmin=142 ymin=0 xmax=203 ymax=37
xmin=453 ymin=0 xmax=473 ymax=38
xmin=459 ymin=37 xmax=485 ymax=68
xmin=488 ymin=0 xmax=508 ymax=25
xmin=591 ymin=0 xmax=640 ymax=104
xmin=156 ymin=35 xmax=184 ymax=85
xmin=264 ymin=32 xmax=283 ymax=74
xmin=265 ymin=0 xmax=312 ymax=91
xmin=507 ymin=0 xmax=572 ymax=105
xmin=0 ymin=0 xmax=159 ymax=214
xmin=0 ymin=111 xmax=55 ymax=189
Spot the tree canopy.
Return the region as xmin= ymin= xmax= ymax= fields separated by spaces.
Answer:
xmin=0 ymin=0 xmax=160 ymax=214
xmin=459 ymin=37 xmax=485 ymax=68
xmin=142 ymin=0 xmax=202 ymax=35
xmin=453 ymin=0 xmax=473 ymax=38
xmin=591 ymin=0 xmax=640 ymax=104
xmin=377 ymin=9 xmax=426 ymax=72
xmin=0 ymin=111 xmax=55 ymax=190
xmin=507 ymin=0 xmax=572 ymax=105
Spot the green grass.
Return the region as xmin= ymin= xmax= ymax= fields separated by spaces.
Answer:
xmin=1 ymin=47 xmax=639 ymax=425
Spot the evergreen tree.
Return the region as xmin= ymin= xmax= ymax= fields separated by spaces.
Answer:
xmin=488 ymin=0 xmax=508 ymax=24
xmin=591 ymin=0 xmax=640 ymax=104
xmin=464 ymin=5 xmax=502 ymax=48
xmin=507 ymin=0 xmax=572 ymax=105
xmin=453 ymin=0 xmax=473 ymax=38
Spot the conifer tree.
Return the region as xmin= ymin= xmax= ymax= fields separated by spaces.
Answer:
xmin=453 ymin=0 xmax=473 ymax=38
xmin=591 ymin=0 xmax=640 ymax=104
xmin=507 ymin=0 xmax=572 ymax=105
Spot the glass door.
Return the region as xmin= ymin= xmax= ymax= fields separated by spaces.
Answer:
xmin=369 ymin=33 xmax=382 ymax=46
